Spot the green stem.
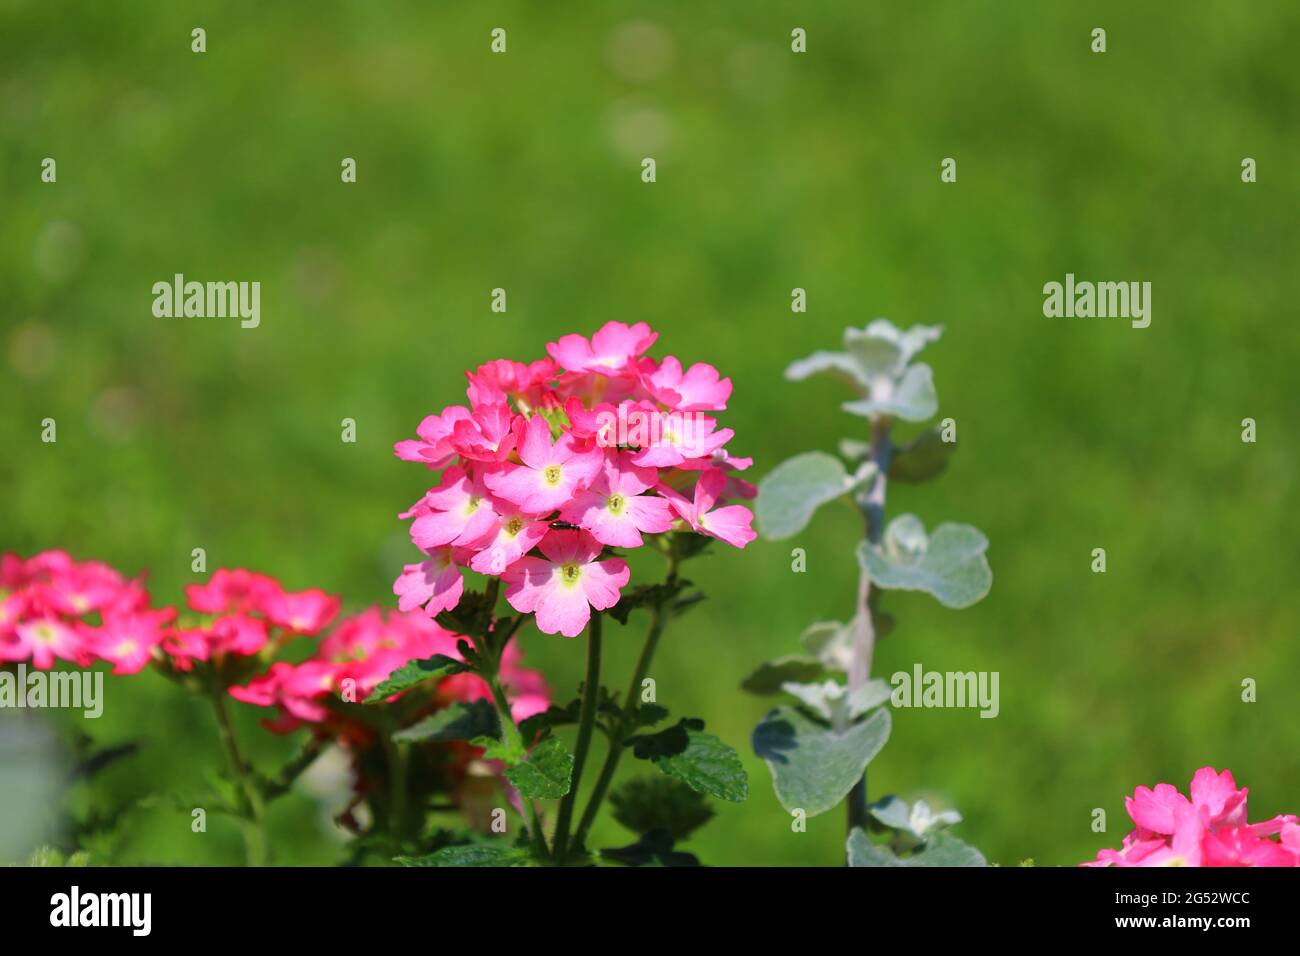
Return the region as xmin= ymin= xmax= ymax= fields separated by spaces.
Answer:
xmin=551 ymin=612 xmax=603 ymax=861
xmin=573 ymin=567 xmax=676 ymax=849
xmin=379 ymin=728 xmax=409 ymax=844
xmin=846 ymin=417 xmax=892 ymax=856
xmin=210 ymin=680 xmax=268 ymax=866
xmin=488 ymin=675 xmax=549 ymax=859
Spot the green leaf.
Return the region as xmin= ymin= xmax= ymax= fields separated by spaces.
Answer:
xmin=784 ymin=350 xmax=866 ymax=387
xmin=397 ymin=844 xmax=533 ymax=867
xmin=799 ymin=621 xmax=854 ymax=672
xmin=756 ymin=452 xmax=874 ymax=541
xmin=517 ymin=700 xmax=580 ymax=741
xmin=364 ymin=654 xmax=469 ymax=703
xmin=610 ymin=776 xmax=715 ymax=841
xmin=432 ymin=589 xmax=497 ymax=639
xmin=630 ymin=719 xmax=748 ymax=802
xmin=668 ymin=531 xmax=715 ymax=562
xmin=608 ymin=579 xmax=686 ymax=625
xmin=838 ymin=438 xmax=872 ymax=463
xmin=600 ymin=830 xmax=702 ymax=867
xmin=472 ymin=734 xmax=526 ymax=764
xmin=867 ymin=795 xmax=913 ymax=832
xmin=753 ymin=706 xmax=891 ymax=816
xmin=856 ymin=514 xmax=992 ymax=608
xmin=847 ymin=828 xmax=987 ymax=867
xmin=842 ymin=363 xmax=938 ymax=422
xmin=626 ymin=716 xmax=699 ymax=759
xmin=889 ymin=427 xmax=956 ymax=484
xmin=847 ymin=320 xmax=942 ymax=373
xmin=781 ymin=678 xmax=891 ymax=724
xmin=632 ymin=702 xmax=670 ymax=728
xmin=503 ymin=735 xmax=574 ymax=799
xmin=740 ymin=655 xmax=829 ymax=695
xmin=393 ymin=699 xmax=500 ymax=743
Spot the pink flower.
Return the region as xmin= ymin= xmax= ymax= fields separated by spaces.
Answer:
xmin=88 ymin=607 xmax=176 ymax=674
xmin=449 ymin=404 xmax=517 ymax=462
xmin=502 ymin=530 xmax=629 ymax=637
xmin=394 ymin=546 xmax=465 ymax=616
xmin=640 ymin=356 xmax=732 ymax=411
xmin=38 ymin=560 xmax=130 ymax=616
xmin=11 ymin=616 xmax=86 ymax=669
xmin=464 ymin=504 xmax=551 ymax=575
xmin=394 ymin=405 xmax=473 ymax=469
xmin=667 ymin=468 xmax=756 ymax=549
xmin=1124 ymin=782 xmax=1191 ymax=835
xmin=626 ymin=412 xmax=733 ymax=468
xmin=1202 ymin=827 xmax=1297 ymax=867
xmin=484 ymin=415 xmax=603 ymax=515
xmin=261 ymin=588 xmax=341 ymax=635
xmin=547 ymin=321 xmax=658 ymax=375
xmin=410 ymin=466 xmax=500 ymax=549
xmin=208 ymin=613 xmax=271 ymax=657
xmin=465 ymin=358 xmax=557 ymax=410
xmin=184 ymin=569 xmax=282 ymax=616
xmin=1084 ymin=766 xmax=1300 ymax=867
xmin=1189 ymin=766 xmax=1248 ymax=828
xmin=560 ymin=452 xmax=675 ymax=547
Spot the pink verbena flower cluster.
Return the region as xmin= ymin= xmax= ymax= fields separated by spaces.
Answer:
xmin=230 ymin=607 xmax=549 ymax=738
xmin=1 ymin=550 xmax=163 ymax=672
xmin=2 ymin=550 xmax=548 ymax=755
xmin=0 ymin=554 xmax=343 ymax=676
xmin=393 ymin=321 xmax=757 ymax=637
xmin=1083 ymin=766 xmax=1300 ymax=867
xmin=165 ymin=568 xmax=339 ymax=671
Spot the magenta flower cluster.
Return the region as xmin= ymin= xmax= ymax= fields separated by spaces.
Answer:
xmin=393 ymin=321 xmax=757 ymax=637
xmin=1084 ymin=766 xmax=1300 ymax=866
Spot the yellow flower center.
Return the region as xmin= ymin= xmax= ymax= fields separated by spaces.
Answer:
xmin=543 ymin=465 xmax=564 ymax=486
xmin=606 ymin=493 xmax=626 ymax=515
xmin=559 ymin=562 xmax=582 ymax=586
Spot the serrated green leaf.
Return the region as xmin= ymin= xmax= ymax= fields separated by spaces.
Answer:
xmin=610 ymin=776 xmax=714 ymax=840
xmin=600 ymin=830 xmax=703 ymax=867
xmin=608 ymin=580 xmax=685 ymax=625
xmin=889 ymin=427 xmax=956 ymax=484
xmin=856 ymin=514 xmax=992 ymax=608
xmin=504 ymin=735 xmax=574 ymax=799
xmin=626 ymin=717 xmax=698 ymax=759
xmin=753 ymin=706 xmax=891 ymax=816
xmin=397 ymin=844 xmax=534 ymax=867
xmin=632 ymin=702 xmax=670 ymax=728
xmin=393 ymin=699 xmax=500 ymax=743
xmin=517 ymin=700 xmax=580 ymax=741
xmin=847 ymin=828 xmax=987 ymax=867
xmin=432 ymin=590 xmax=497 ymax=639
xmin=756 ymin=452 xmax=873 ymax=540
xmin=472 ymin=734 xmax=525 ymax=764
xmin=652 ymin=730 xmax=748 ymax=802
xmin=364 ymin=654 xmax=468 ymax=703
xmin=740 ymin=655 xmax=829 ymax=695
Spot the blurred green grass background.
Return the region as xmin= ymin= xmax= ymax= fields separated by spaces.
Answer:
xmin=3 ymin=0 xmax=1299 ymax=866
